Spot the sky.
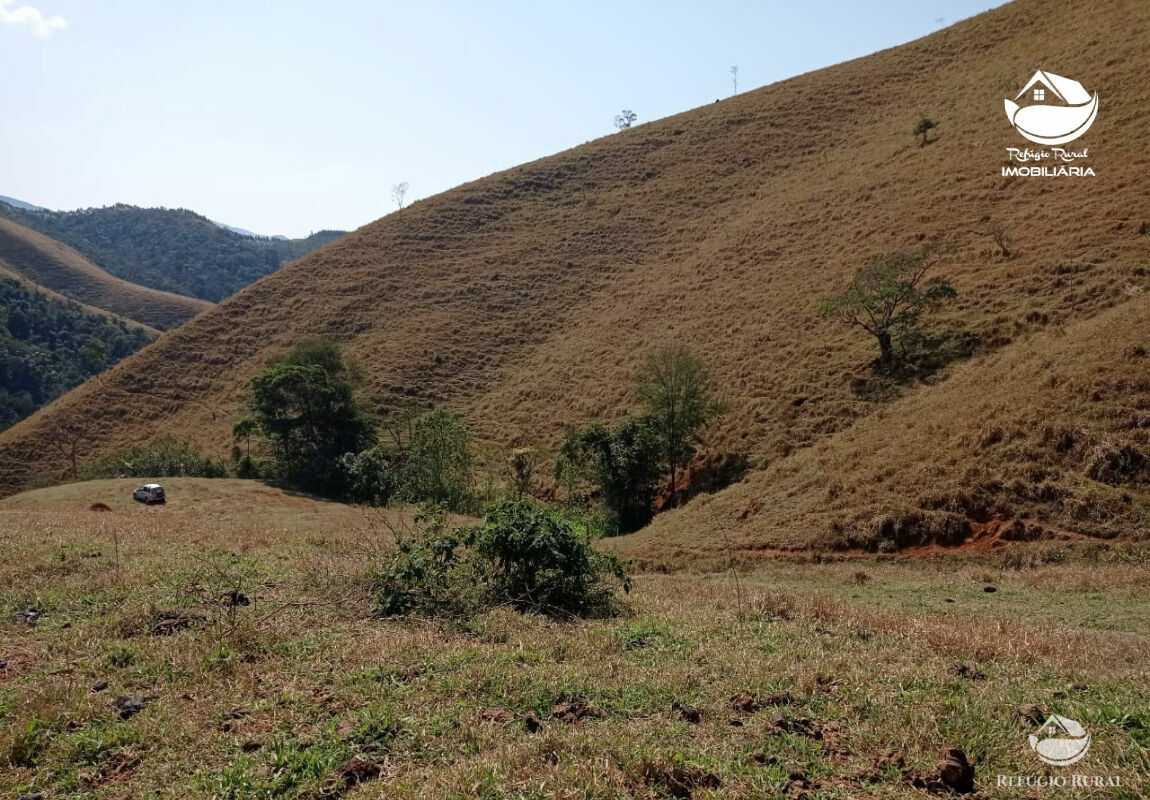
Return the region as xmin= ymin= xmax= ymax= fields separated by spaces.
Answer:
xmin=1 ymin=0 xmax=1005 ymax=238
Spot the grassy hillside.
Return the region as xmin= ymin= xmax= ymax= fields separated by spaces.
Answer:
xmin=1 ymin=0 xmax=1147 ymax=555
xmin=0 ymin=202 xmax=344 ymax=302
xmin=0 ymin=484 xmax=1147 ymax=797
xmin=0 ymin=477 xmax=372 ymax=529
xmin=0 ymin=218 xmax=210 ymax=330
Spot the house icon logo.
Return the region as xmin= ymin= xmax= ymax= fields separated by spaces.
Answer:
xmin=1029 ymin=714 xmax=1092 ymax=766
xmin=1004 ymin=69 xmax=1099 ymax=145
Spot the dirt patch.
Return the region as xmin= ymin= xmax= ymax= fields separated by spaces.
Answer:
xmin=339 ymin=758 xmax=383 ymax=787
xmin=550 ymin=699 xmax=600 ymax=724
xmin=89 ymin=502 xmax=112 ymax=512
xmin=633 ymin=759 xmax=721 ymax=799
xmin=148 ymin=611 xmax=206 ymax=636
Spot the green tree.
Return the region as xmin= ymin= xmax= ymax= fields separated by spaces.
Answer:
xmin=402 ymin=408 xmax=473 ymax=510
xmin=557 ymin=417 xmax=662 ymax=533
xmin=83 ymin=338 xmax=107 ymax=372
xmin=819 ymin=248 xmax=957 ymax=367
xmin=339 ymin=446 xmax=398 ymax=505
xmin=913 ymin=117 xmax=936 ymax=146
xmin=505 ymin=447 xmax=542 ymax=501
xmin=247 ymin=340 xmax=374 ymax=495
xmin=636 ymin=347 xmax=725 ymax=506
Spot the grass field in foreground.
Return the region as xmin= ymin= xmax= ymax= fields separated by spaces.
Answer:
xmin=1 ymin=496 xmax=1147 ymax=799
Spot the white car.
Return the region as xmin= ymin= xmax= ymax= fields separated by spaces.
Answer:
xmin=132 ymin=483 xmax=166 ymax=505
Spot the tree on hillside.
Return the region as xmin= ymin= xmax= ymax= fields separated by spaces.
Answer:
xmin=819 ymin=248 xmax=957 ymax=367
xmin=392 ymin=182 xmax=409 ymax=210
xmin=913 ymin=117 xmax=936 ymax=147
xmin=83 ymin=338 xmax=107 ymax=373
xmin=614 ymin=110 xmax=637 ymax=131
xmin=402 ymin=408 xmax=473 ymax=511
xmin=636 ymin=347 xmax=726 ymax=507
xmin=247 ymin=340 xmax=374 ymax=495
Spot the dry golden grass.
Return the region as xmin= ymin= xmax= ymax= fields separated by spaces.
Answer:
xmin=0 ymin=217 xmax=209 ymax=330
xmin=1 ymin=490 xmax=1147 ymax=798
xmin=0 ymin=0 xmax=1147 ymax=560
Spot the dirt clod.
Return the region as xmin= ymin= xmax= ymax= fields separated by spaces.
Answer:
xmin=949 ymin=663 xmax=986 ymax=681
xmin=112 ymin=696 xmax=149 ymax=720
xmin=636 ymin=760 xmax=721 ymax=799
xmin=937 ymin=747 xmax=975 ymax=793
xmin=339 ymin=757 xmax=383 ymax=787
xmin=551 ymin=700 xmax=599 ymax=724
xmin=673 ymin=702 xmax=702 ymax=724
xmin=149 ymin=610 xmax=204 ymax=636
xmin=479 ymin=707 xmax=514 ymax=724
xmin=91 ymin=680 xmax=108 ymax=692
xmin=522 ymin=711 xmax=542 ymax=733
xmin=730 ymin=691 xmax=793 ymax=713
xmin=1013 ymin=703 xmax=1047 ymax=727
xmin=222 ymin=590 xmax=250 ymax=607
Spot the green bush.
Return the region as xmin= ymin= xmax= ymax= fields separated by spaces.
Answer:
xmin=476 ymin=501 xmax=630 ymax=616
xmin=371 ymin=511 xmax=485 ymax=618
xmin=557 ymin=417 xmax=662 ymax=533
xmin=372 ymin=502 xmax=630 ymax=620
xmin=339 ymin=446 xmax=399 ymax=505
xmin=83 ymin=435 xmax=228 ymax=479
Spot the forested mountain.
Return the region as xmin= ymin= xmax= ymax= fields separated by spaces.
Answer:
xmin=0 ymin=202 xmax=344 ymax=302
xmin=0 ymin=274 xmax=154 ymax=431
xmin=0 ymin=217 xmax=210 ymax=331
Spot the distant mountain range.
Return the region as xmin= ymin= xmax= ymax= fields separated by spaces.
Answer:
xmin=211 ymin=220 xmax=290 ymax=240
xmin=0 ymin=195 xmax=45 ymax=212
xmin=0 ymin=198 xmax=345 ymax=302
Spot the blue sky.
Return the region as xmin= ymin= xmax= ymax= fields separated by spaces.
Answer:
xmin=1 ymin=0 xmax=1003 ymax=238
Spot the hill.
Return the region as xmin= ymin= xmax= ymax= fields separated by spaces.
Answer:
xmin=0 ymin=0 xmax=1147 ymax=554
xmin=0 ymin=217 xmax=210 ymax=330
xmin=0 ymin=271 xmax=156 ymax=431
xmin=0 ymin=194 xmax=44 ymax=211
xmin=0 ymin=201 xmax=345 ymax=302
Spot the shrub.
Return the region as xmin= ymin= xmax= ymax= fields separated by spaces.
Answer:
xmin=339 ymin=446 xmax=398 ymax=505
xmin=372 ymin=502 xmax=630 ymax=620
xmin=1084 ymin=441 xmax=1147 ymax=487
xmin=475 ymin=501 xmax=630 ymax=616
xmin=371 ymin=511 xmax=484 ymax=618
xmin=913 ymin=117 xmax=936 ymax=146
xmin=557 ymin=418 xmax=662 ymax=533
xmin=83 ymin=435 xmax=228 ymax=479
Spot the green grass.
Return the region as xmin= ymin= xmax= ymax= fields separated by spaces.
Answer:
xmin=1 ymin=503 xmax=1148 ymax=798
